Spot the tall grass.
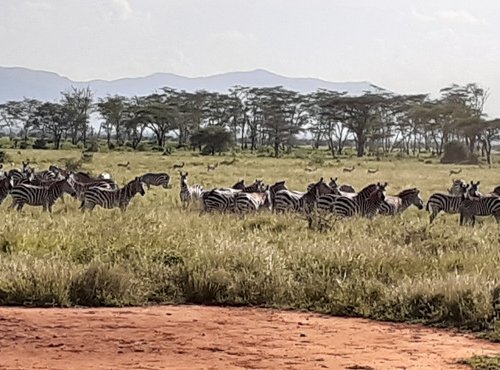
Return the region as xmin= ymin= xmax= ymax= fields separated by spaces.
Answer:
xmin=2 ymin=149 xmax=500 ymax=337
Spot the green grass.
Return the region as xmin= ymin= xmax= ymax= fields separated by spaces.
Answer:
xmin=461 ymin=355 xmax=500 ymax=369
xmin=2 ymin=149 xmax=500 ymax=344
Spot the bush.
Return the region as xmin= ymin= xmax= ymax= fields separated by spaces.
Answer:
xmin=32 ymin=138 xmax=48 ymax=150
xmin=19 ymin=142 xmax=29 ymax=150
xmin=441 ymin=141 xmax=478 ymax=164
xmin=0 ymin=151 xmax=10 ymax=164
xmin=85 ymin=140 xmax=99 ymax=153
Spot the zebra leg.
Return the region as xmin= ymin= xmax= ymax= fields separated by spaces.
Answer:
xmin=9 ymin=199 xmax=17 ymax=210
xmin=16 ymin=202 xmax=24 ymax=212
xmin=429 ymin=210 xmax=438 ymax=224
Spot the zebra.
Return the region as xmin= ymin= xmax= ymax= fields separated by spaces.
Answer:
xmin=214 ymin=179 xmax=245 ymax=193
xmin=179 ymin=171 xmax=204 ymax=208
xmin=426 ymin=181 xmax=475 ymax=224
xmin=7 ymin=161 xmax=32 ymax=185
xmin=80 ymin=177 xmax=145 ymax=212
xmin=274 ymin=178 xmax=333 ymax=213
xmin=70 ymin=171 xmax=118 ymax=188
xmin=269 ymin=180 xmax=288 ymax=209
xmin=67 ymin=174 xmax=118 ymax=201
xmin=339 ymin=184 xmax=356 ymax=193
xmin=379 ymin=188 xmax=424 ymax=216
xmin=138 ymin=173 xmax=171 ymax=189
xmin=9 ymin=178 xmax=76 ymax=212
xmin=234 ymin=189 xmax=271 ymax=214
xmin=0 ymin=176 xmax=12 ymax=205
xmin=448 ymin=179 xmax=468 ymax=196
xmin=459 ymin=184 xmax=500 ymax=226
xmin=200 ymin=188 xmax=236 ymax=213
xmin=317 ymin=182 xmax=388 ymax=219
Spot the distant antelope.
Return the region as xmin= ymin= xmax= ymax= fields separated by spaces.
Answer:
xmin=207 ymin=163 xmax=218 ymax=172
xmin=367 ymin=167 xmax=379 ymax=174
xmin=173 ymin=162 xmax=185 ymax=169
xmin=305 ymin=166 xmax=317 ymax=172
xmin=117 ymin=161 xmax=130 ymax=169
xmin=220 ymin=158 xmax=237 ymax=165
xmin=342 ymin=166 xmax=355 ymax=173
xmin=449 ymin=168 xmax=462 ymax=176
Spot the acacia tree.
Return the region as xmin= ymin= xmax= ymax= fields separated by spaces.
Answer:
xmin=0 ymin=99 xmax=41 ymax=142
xmin=33 ymin=102 xmax=69 ymax=149
xmin=62 ymin=87 xmax=93 ymax=146
xmin=96 ymin=95 xmax=128 ymax=147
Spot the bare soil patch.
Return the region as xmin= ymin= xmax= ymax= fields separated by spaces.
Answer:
xmin=0 ymin=305 xmax=499 ymax=369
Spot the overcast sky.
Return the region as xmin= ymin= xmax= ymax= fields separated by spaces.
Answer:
xmin=2 ymin=0 xmax=500 ymax=116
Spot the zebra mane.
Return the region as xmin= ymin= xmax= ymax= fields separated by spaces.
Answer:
xmin=397 ymin=188 xmax=419 ymax=198
xmin=232 ymin=179 xmax=245 ymax=189
xmin=357 ymin=184 xmax=378 ymax=199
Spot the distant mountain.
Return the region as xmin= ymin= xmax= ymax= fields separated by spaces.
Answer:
xmin=0 ymin=66 xmax=388 ymax=103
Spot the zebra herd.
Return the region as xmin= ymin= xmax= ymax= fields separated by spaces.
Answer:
xmin=2 ymin=161 xmax=500 ymax=227
xmin=0 ymin=161 xmax=170 ymax=212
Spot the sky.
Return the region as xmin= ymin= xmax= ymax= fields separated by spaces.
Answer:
xmin=2 ymin=0 xmax=500 ymax=117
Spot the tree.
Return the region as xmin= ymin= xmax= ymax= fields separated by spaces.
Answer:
xmin=138 ymin=90 xmax=178 ymax=147
xmin=62 ymin=87 xmax=93 ymax=146
xmin=96 ymin=95 xmax=128 ymax=147
xmin=0 ymin=99 xmax=41 ymax=142
xmin=33 ymin=102 xmax=69 ymax=149
xmin=190 ymin=126 xmax=234 ymax=155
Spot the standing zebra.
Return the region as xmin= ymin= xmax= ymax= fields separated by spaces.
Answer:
xmin=138 ymin=172 xmax=171 ymax=189
xmin=9 ymin=177 xmax=76 ymax=212
xmin=426 ymin=181 xmax=474 ymax=223
xmin=274 ymin=178 xmax=333 ymax=213
xmin=459 ymin=186 xmax=500 ymax=226
xmin=80 ymin=177 xmax=145 ymax=212
xmin=269 ymin=180 xmax=287 ymax=209
xmin=68 ymin=174 xmax=118 ymax=201
xmin=448 ymin=179 xmax=468 ymax=196
xmin=234 ymin=189 xmax=271 ymax=214
xmin=379 ymin=188 xmax=424 ymax=215
xmin=0 ymin=176 xmax=12 ymax=205
xmin=317 ymin=183 xmax=388 ymax=219
xmin=179 ymin=172 xmax=204 ymax=208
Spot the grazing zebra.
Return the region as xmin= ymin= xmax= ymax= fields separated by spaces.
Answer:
xmin=179 ymin=172 xmax=204 ymax=208
xmin=214 ymin=179 xmax=245 ymax=193
xmin=80 ymin=177 xmax=145 ymax=212
xmin=339 ymin=184 xmax=356 ymax=193
xmin=68 ymin=174 xmax=118 ymax=201
xmin=317 ymin=183 xmax=388 ymax=219
xmin=9 ymin=178 xmax=76 ymax=212
xmin=234 ymin=190 xmax=271 ymax=214
xmin=240 ymin=179 xmax=266 ymax=193
xmin=274 ymin=178 xmax=333 ymax=213
xmin=200 ymin=188 xmax=236 ymax=213
xmin=490 ymin=185 xmax=500 ymax=197
xmin=379 ymin=188 xmax=424 ymax=215
xmin=459 ymin=186 xmax=500 ymax=226
xmin=426 ymin=181 xmax=475 ymax=224
xmin=448 ymin=179 xmax=468 ymax=196
xmin=138 ymin=173 xmax=171 ymax=189
xmin=0 ymin=176 xmax=12 ymax=205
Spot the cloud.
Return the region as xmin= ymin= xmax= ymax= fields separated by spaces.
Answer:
xmin=436 ymin=10 xmax=484 ymax=25
xmin=412 ymin=8 xmax=485 ymax=26
xmin=109 ymin=0 xmax=133 ymax=21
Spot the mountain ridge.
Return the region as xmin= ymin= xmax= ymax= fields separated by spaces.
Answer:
xmin=0 ymin=66 xmax=388 ymax=103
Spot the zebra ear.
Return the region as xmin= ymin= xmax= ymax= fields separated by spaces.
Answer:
xmin=319 ymin=177 xmax=323 ymax=183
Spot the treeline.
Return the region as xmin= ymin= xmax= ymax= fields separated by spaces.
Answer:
xmin=0 ymin=83 xmax=499 ymax=161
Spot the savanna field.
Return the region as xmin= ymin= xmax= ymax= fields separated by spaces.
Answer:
xmin=3 ymin=147 xmax=500 ymax=344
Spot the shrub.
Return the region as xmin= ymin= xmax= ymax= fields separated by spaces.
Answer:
xmin=85 ymin=140 xmax=99 ymax=153
xmin=440 ymin=141 xmax=478 ymax=164
xmin=81 ymin=152 xmax=93 ymax=163
xmin=32 ymin=138 xmax=48 ymax=150
xmin=19 ymin=142 xmax=29 ymax=150
xmin=0 ymin=150 xmax=10 ymax=164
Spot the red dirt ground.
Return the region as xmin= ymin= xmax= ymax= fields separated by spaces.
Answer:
xmin=0 ymin=305 xmax=499 ymax=369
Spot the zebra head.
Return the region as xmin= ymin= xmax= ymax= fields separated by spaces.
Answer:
xmin=372 ymin=182 xmax=388 ymax=202
xmin=232 ymin=179 xmax=245 ymax=190
xmin=132 ymin=177 xmax=146 ymax=196
xmin=398 ymin=188 xmax=424 ymax=210
xmin=448 ymin=179 xmax=468 ymax=196
xmin=328 ymin=177 xmax=339 ymax=189
xmin=180 ymin=171 xmax=188 ymax=185
xmin=466 ymin=181 xmax=481 ymax=199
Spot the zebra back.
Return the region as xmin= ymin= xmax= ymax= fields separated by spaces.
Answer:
xmin=201 ymin=189 xmax=236 ymax=213
xmin=139 ymin=173 xmax=171 ymax=188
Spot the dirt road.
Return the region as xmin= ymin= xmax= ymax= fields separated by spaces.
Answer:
xmin=0 ymin=305 xmax=499 ymax=369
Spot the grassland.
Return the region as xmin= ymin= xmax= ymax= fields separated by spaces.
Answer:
xmin=2 ymin=148 xmax=500 ymax=340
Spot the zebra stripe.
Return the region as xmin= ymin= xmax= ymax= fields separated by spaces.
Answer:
xmin=379 ymin=188 xmax=424 ymax=216
xmin=274 ymin=178 xmax=332 ymax=214
xmin=0 ymin=176 xmax=12 ymax=205
xmin=139 ymin=173 xmax=171 ymax=189
xmin=180 ymin=172 xmax=204 ymax=207
xmin=9 ymin=178 xmax=75 ymax=212
xmin=201 ymin=189 xmax=236 ymax=213
xmin=80 ymin=177 xmax=145 ymax=212
xmin=426 ymin=182 xmax=478 ymax=223
xmin=269 ymin=180 xmax=287 ymax=210
xmin=68 ymin=174 xmax=118 ymax=201
xmin=459 ymin=195 xmax=500 ymax=226
xmin=448 ymin=179 xmax=468 ymax=196
xmin=234 ymin=191 xmax=271 ymax=214
xmin=317 ymin=183 xmax=387 ymax=219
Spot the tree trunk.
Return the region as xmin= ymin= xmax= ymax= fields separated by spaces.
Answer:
xmin=355 ymin=134 xmax=366 ymax=157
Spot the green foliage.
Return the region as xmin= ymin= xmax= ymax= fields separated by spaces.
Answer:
xmin=32 ymin=138 xmax=48 ymax=150
xmin=190 ymin=126 xmax=234 ymax=155
xmin=461 ymin=355 xmax=500 ymax=369
xmin=19 ymin=141 xmax=29 ymax=150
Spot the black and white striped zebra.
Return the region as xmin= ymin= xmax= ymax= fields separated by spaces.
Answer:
xmin=379 ymin=188 xmax=424 ymax=216
xmin=448 ymin=179 xmax=468 ymax=196
xmin=180 ymin=172 xmax=204 ymax=208
xmin=459 ymin=184 xmax=500 ymax=226
xmin=7 ymin=161 xmax=33 ymax=185
xmin=0 ymin=176 xmax=12 ymax=205
xmin=200 ymin=188 xmax=236 ymax=213
xmin=317 ymin=182 xmax=388 ymax=219
xmin=68 ymin=174 xmax=118 ymax=201
xmin=269 ymin=180 xmax=287 ymax=209
xmin=234 ymin=190 xmax=271 ymax=214
xmin=9 ymin=178 xmax=76 ymax=212
xmin=138 ymin=172 xmax=171 ymax=189
xmin=274 ymin=178 xmax=333 ymax=213
xmin=426 ymin=181 xmax=473 ymax=223
xmin=80 ymin=177 xmax=145 ymax=212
